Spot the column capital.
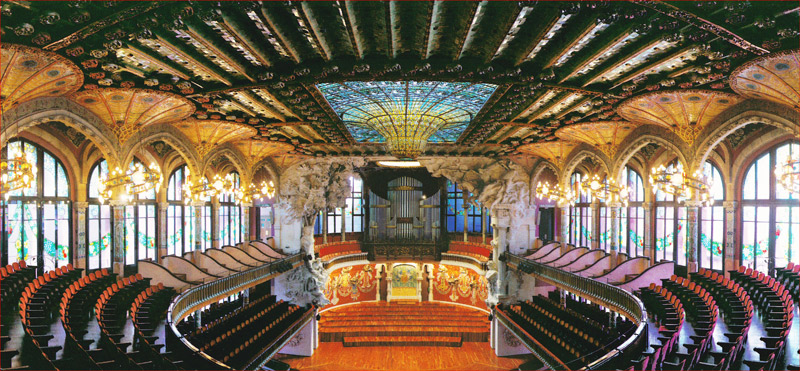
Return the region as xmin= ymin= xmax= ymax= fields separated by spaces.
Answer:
xmin=722 ymin=201 xmax=738 ymax=210
xmin=240 ymin=202 xmax=253 ymax=208
xmin=74 ymin=201 xmax=89 ymax=209
xmin=158 ymin=202 xmax=169 ymax=211
xmin=606 ymin=201 xmax=622 ymax=208
xmin=107 ymin=200 xmax=128 ymax=207
xmin=190 ymin=200 xmax=207 ymax=207
xmin=683 ymin=200 xmax=705 ymax=208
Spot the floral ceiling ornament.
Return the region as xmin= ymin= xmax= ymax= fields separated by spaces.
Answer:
xmin=617 ymin=89 xmax=744 ymax=145
xmin=171 ymin=119 xmax=257 ymax=157
xmin=729 ymin=49 xmax=799 ymax=109
xmin=71 ymin=88 xmax=195 ymax=144
xmin=233 ymin=140 xmax=295 ymax=169
xmin=555 ymin=121 xmax=641 ymax=159
xmin=516 ymin=140 xmax=579 ymax=170
xmin=1 ymin=44 xmax=84 ymax=112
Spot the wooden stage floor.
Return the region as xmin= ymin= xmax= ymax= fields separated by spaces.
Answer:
xmin=277 ymin=342 xmax=533 ymax=370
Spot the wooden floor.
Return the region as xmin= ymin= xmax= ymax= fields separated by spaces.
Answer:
xmin=277 ymin=342 xmax=533 ymax=370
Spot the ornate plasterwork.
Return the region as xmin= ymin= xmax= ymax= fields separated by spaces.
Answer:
xmin=730 ymin=49 xmax=799 ymax=109
xmin=233 ymin=139 xmax=294 ymax=168
xmin=618 ymin=89 xmax=744 ymax=145
xmin=71 ymin=88 xmax=195 ymax=144
xmin=1 ymin=44 xmax=84 ymax=112
xmin=555 ymin=121 xmax=641 ymax=159
xmin=278 ymin=260 xmax=330 ymax=307
xmin=121 ymin=123 xmax=201 ymax=177
xmin=611 ymin=134 xmax=689 ymax=183
xmin=516 ymin=140 xmax=579 ymax=170
xmin=560 ymin=149 xmax=611 ymax=187
xmin=171 ymin=119 xmax=257 ymax=157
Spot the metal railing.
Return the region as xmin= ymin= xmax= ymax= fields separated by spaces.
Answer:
xmin=166 ymin=253 xmax=305 ymax=370
xmin=495 ymin=309 xmax=569 ymax=370
xmin=504 ymin=253 xmax=648 ymax=370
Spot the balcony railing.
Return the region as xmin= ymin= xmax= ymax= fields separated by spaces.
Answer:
xmin=504 ymin=253 xmax=648 ymax=370
xmin=166 ymin=253 xmax=305 ymax=370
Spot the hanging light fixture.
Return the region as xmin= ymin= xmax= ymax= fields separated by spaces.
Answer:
xmin=649 ymin=165 xmax=712 ymax=206
xmin=535 ymin=181 xmax=575 ymax=206
xmin=0 ymin=146 xmax=37 ymax=200
xmin=97 ymin=162 xmax=163 ymax=204
xmin=776 ymin=155 xmax=799 ymax=195
xmin=235 ymin=181 xmax=277 ymax=204
xmin=182 ymin=175 xmax=217 ymax=204
xmin=579 ymin=174 xmax=630 ymax=206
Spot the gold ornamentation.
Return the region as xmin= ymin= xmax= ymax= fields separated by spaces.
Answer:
xmin=555 ymin=121 xmax=640 ymax=159
xmin=617 ymin=89 xmax=744 ymax=145
xmin=433 ymin=265 xmax=488 ymax=305
xmin=324 ymin=265 xmax=376 ymax=305
xmin=649 ymin=164 xmax=712 ymax=206
xmin=233 ymin=140 xmax=294 ymax=168
xmin=98 ymin=162 xmax=163 ymax=204
xmin=776 ymin=155 xmax=799 ymax=195
xmin=730 ymin=49 xmax=799 ymax=109
xmin=534 ymin=181 xmax=575 ymax=207
xmin=0 ymin=146 xmax=37 ymax=199
xmin=1 ymin=43 xmax=84 ymax=112
xmin=70 ymin=88 xmax=195 ymax=144
xmin=172 ymin=119 xmax=256 ymax=157
xmin=517 ymin=141 xmax=579 ymax=169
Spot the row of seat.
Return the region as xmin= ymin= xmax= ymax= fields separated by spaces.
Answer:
xmin=448 ymin=241 xmax=492 ymax=260
xmin=318 ymin=241 xmax=362 ymax=259
xmin=94 ymin=274 xmax=156 ymax=369
xmin=195 ymin=298 xmax=281 ymax=350
xmin=219 ymin=306 xmax=302 ymax=367
xmin=130 ymin=283 xmax=183 ymax=369
xmin=521 ymin=300 xmax=602 ymax=350
xmin=0 ymin=260 xmax=37 ymax=312
xmin=533 ymin=295 xmax=610 ymax=345
xmin=502 ymin=302 xmax=584 ymax=364
xmin=774 ymin=262 xmax=799 ymax=298
xmin=635 ymin=285 xmax=689 ymax=371
xmin=188 ymin=294 xmax=276 ymax=345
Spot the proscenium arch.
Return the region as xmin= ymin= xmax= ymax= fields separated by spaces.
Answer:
xmin=1 ymin=97 xmax=120 ymax=165
xmin=120 ymin=124 xmax=201 ymax=177
xmin=612 ymin=134 xmax=689 ymax=185
xmin=560 ymin=146 xmax=611 ymax=188
xmin=202 ymin=143 xmax=251 ymax=184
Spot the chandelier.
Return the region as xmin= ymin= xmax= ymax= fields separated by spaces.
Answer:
xmin=579 ymin=174 xmax=630 ymax=206
xmin=182 ymin=176 xmax=217 ymax=204
xmin=235 ymin=181 xmax=277 ymax=204
xmin=535 ymin=181 xmax=575 ymax=206
xmin=649 ymin=165 xmax=712 ymax=206
xmin=0 ymin=147 xmax=37 ymax=200
xmin=776 ymin=155 xmax=799 ymax=195
xmin=98 ymin=162 xmax=163 ymax=203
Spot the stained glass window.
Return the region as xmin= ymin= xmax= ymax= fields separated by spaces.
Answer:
xmin=219 ymin=172 xmax=243 ymax=246
xmin=655 ymin=161 xmax=687 ymax=264
xmin=620 ymin=166 xmax=645 ymax=257
xmin=167 ymin=166 xmax=197 ymax=256
xmin=3 ymin=140 xmax=70 ymax=271
xmin=88 ymin=160 xmax=112 ymax=270
xmin=316 ymin=81 xmax=497 ymax=144
xmin=742 ymin=141 xmax=799 ymax=273
xmin=445 ymin=181 xmax=491 ymax=234
xmin=569 ymin=172 xmax=592 ymax=247
xmin=124 ymin=159 xmax=157 ymax=265
xmin=315 ymin=176 xmax=365 ymax=234
xmin=699 ymin=162 xmax=724 ymax=271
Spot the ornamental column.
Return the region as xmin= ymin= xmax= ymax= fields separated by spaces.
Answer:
xmin=723 ymin=201 xmax=738 ymax=277
xmin=491 ymin=206 xmax=512 ymax=298
xmin=591 ymin=199 xmax=600 ymax=250
xmin=463 ymin=198 xmax=469 ymax=242
xmin=192 ymin=201 xmax=204 ymax=262
xmin=211 ymin=198 xmax=220 ymax=249
xmin=481 ymin=207 xmax=487 ymax=244
xmin=158 ymin=202 xmax=168 ymax=262
xmin=74 ymin=202 xmax=88 ymax=271
xmin=559 ymin=205 xmax=570 ymax=246
xmin=608 ymin=201 xmax=621 ymax=267
xmin=643 ymin=201 xmax=654 ymax=264
xmin=684 ymin=200 xmax=703 ymax=275
xmin=322 ymin=208 xmax=328 ymax=244
xmin=108 ymin=200 xmax=127 ymax=277
xmin=341 ymin=206 xmax=346 ymax=242
xmin=241 ymin=202 xmax=251 ymax=244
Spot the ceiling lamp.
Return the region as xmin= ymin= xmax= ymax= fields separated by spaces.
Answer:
xmin=1 ymin=44 xmax=83 ymax=112
xmin=0 ymin=147 xmax=37 ymax=200
xmin=555 ymin=121 xmax=641 ymax=159
xmin=649 ymin=165 xmax=712 ymax=206
xmin=579 ymin=174 xmax=629 ymax=206
xmin=618 ymin=90 xmax=744 ymax=145
xmin=71 ymin=88 xmax=194 ymax=144
xmin=730 ymin=49 xmax=799 ymax=109
xmin=517 ymin=141 xmax=579 ymax=169
xmin=377 ymin=160 xmax=423 ymax=168
xmin=183 ymin=175 xmax=216 ymax=204
xmin=535 ymin=181 xmax=575 ymax=207
xmin=776 ymin=155 xmax=799 ymax=195
xmin=235 ymin=181 xmax=277 ymax=204
xmin=97 ymin=162 xmax=163 ymax=204
xmin=172 ymin=119 xmax=257 ymax=157
xmin=317 ymin=81 xmax=497 ymax=159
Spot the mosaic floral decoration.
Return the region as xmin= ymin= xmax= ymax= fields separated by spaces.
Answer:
xmin=1 ymin=44 xmax=84 ymax=112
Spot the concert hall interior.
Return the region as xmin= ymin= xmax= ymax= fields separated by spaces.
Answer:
xmin=1 ymin=1 xmax=799 ymax=370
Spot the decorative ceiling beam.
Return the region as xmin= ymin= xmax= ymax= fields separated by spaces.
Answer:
xmin=345 ymin=1 xmax=390 ymax=58
xmin=557 ymin=25 xmax=639 ymax=83
xmin=633 ymin=1 xmax=769 ymax=55
xmin=43 ymin=2 xmax=168 ymax=51
xmin=219 ymin=10 xmax=280 ymax=67
xmin=425 ymin=0 xmax=478 ymax=60
xmin=491 ymin=125 xmax=525 ymax=144
xmin=579 ymin=37 xmax=673 ymax=87
xmin=300 ymin=1 xmax=356 ymax=60
xmin=610 ymin=44 xmax=700 ymax=89
xmin=528 ymin=92 xmax=572 ymax=123
xmin=183 ymin=19 xmax=257 ymax=82
xmin=458 ymin=1 xmax=521 ymax=64
xmin=528 ymin=14 xmax=599 ymax=69
xmin=260 ymin=3 xmax=323 ymax=63
xmin=338 ymin=1 xmax=362 ymax=59
xmin=541 ymin=83 xmax=605 ymax=96
xmin=495 ymin=6 xmax=560 ymax=66
xmin=149 ymin=31 xmax=234 ymax=86
xmin=512 ymin=89 xmax=557 ymax=122
xmin=231 ymin=91 xmax=286 ymax=122
xmin=121 ymin=44 xmax=192 ymax=81
xmin=389 ymin=1 xmax=433 ymax=58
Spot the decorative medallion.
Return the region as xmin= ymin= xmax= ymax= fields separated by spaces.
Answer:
xmin=70 ymin=88 xmax=195 ymax=144
xmin=555 ymin=121 xmax=641 ymax=159
xmin=517 ymin=141 xmax=579 ymax=169
xmin=1 ymin=44 xmax=84 ymax=112
xmin=172 ymin=119 xmax=257 ymax=157
xmin=617 ymin=90 xmax=744 ymax=145
xmin=233 ymin=140 xmax=295 ymax=167
xmin=730 ymin=49 xmax=799 ymax=109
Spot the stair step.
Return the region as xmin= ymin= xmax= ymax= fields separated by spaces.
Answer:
xmin=343 ymin=336 xmax=461 ymax=347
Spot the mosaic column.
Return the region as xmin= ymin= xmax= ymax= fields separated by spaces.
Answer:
xmin=723 ymin=201 xmax=738 ymax=277
xmin=341 ymin=206 xmax=346 ymax=242
xmin=559 ymin=206 xmax=570 ymax=245
xmin=211 ymin=199 xmax=220 ymax=249
xmin=74 ymin=202 xmax=88 ymax=270
xmin=684 ymin=201 xmax=703 ymax=274
xmin=241 ymin=202 xmax=251 ymax=244
xmin=463 ymin=200 xmax=469 ymax=242
xmin=492 ymin=206 xmax=511 ymax=298
xmin=108 ymin=200 xmax=127 ymax=277
xmin=158 ymin=202 xmax=168 ymax=262
xmin=322 ymin=208 xmax=328 ymax=244
xmin=643 ymin=201 xmax=653 ymax=263
xmin=591 ymin=200 xmax=600 ymax=250
xmin=482 ymin=207 xmax=487 ymax=244
xmin=608 ymin=202 xmax=620 ymax=253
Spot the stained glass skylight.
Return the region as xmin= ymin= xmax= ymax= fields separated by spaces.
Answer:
xmin=317 ymin=81 xmax=497 ymax=158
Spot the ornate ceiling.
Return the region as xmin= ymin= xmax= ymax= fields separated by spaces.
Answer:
xmin=1 ymin=1 xmax=798 ymax=159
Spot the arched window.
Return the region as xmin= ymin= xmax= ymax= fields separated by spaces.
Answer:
xmin=569 ymin=172 xmax=592 ymax=247
xmin=219 ymin=172 xmax=243 ymax=246
xmin=699 ymin=162 xmax=725 ymax=271
xmin=87 ymin=160 xmax=112 ymax=271
xmin=3 ymin=139 xmax=71 ymax=271
xmin=741 ymin=141 xmax=799 ymax=272
xmin=167 ymin=165 xmax=195 ymax=256
xmin=124 ymin=159 xmax=158 ymax=265
xmin=445 ymin=180 xmax=491 ymax=234
xmin=619 ymin=166 xmax=645 ymax=257
xmin=314 ymin=175 xmax=368 ymax=234
xmin=654 ymin=161 xmax=687 ymax=264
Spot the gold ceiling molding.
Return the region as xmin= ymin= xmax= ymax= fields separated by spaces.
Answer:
xmin=271 ymin=153 xmax=311 ymax=172
xmin=730 ymin=49 xmax=799 ymax=109
xmin=555 ymin=121 xmax=641 ymax=159
xmin=70 ymin=88 xmax=195 ymax=144
xmin=172 ymin=119 xmax=257 ymax=157
xmin=516 ymin=140 xmax=579 ymax=169
xmin=617 ymin=89 xmax=744 ymax=145
xmin=233 ymin=140 xmax=295 ymax=167
xmin=1 ymin=44 xmax=84 ymax=113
